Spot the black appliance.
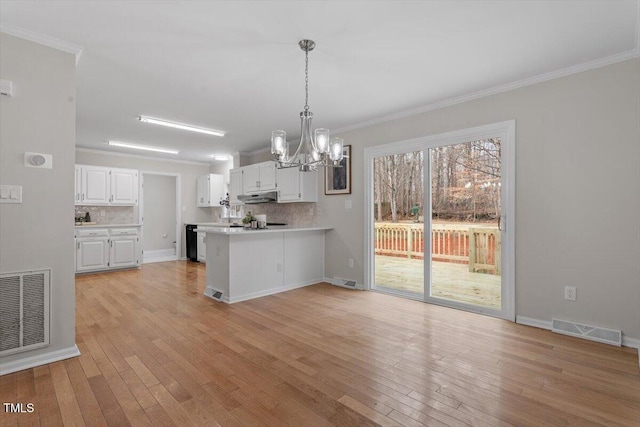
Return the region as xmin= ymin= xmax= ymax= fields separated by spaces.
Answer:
xmin=185 ymin=224 xmax=198 ymax=261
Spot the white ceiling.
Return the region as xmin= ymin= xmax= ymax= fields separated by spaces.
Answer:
xmin=1 ymin=1 xmax=638 ymax=163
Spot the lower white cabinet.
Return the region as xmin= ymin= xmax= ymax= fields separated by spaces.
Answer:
xmin=75 ymin=227 xmax=140 ymax=273
xmin=197 ymin=232 xmax=206 ymax=262
xmin=76 ymin=237 xmax=110 ymax=272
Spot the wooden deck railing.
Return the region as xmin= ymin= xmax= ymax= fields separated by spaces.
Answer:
xmin=374 ymin=223 xmax=501 ymax=274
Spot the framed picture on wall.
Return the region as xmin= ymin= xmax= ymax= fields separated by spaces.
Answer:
xmin=325 ymin=145 xmax=351 ymax=195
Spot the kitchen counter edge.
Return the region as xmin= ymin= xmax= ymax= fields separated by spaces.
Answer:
xmin=195 ymin=225 xmax=332 ymax=235
xmin=74 ymin=224 xmax=142 ymax=228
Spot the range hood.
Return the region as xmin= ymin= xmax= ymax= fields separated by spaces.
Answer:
xmin=237 ymin=191 xmax=278 ymax=204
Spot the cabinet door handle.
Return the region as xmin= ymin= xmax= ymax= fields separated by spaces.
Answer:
xmin=77 ymin=241 xmax=79 ymax=250
xmin=82 ymin=193 xmax=85 ymax=201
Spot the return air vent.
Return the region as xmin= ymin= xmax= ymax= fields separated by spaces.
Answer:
xmin=552 ymin=318 xmax=621 ymax=346
xmin=0 ymin=270 xmax=50 ymax=356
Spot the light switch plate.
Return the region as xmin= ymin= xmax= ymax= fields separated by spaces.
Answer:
xmin=0 ymin=185 xmax=22 ymax=203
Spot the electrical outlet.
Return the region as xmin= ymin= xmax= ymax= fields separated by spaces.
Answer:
xmin=564 ymin=286 xmax=577 ymax=301
xmin=348 ymin=258 xmax=354 ymax=268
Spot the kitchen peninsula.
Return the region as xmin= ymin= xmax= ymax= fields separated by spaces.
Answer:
xmin=196 ymin=225 xmax=331 ymax=303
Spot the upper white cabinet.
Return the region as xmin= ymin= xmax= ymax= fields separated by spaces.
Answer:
xmin=75 ymin=165 xmax=139 ymax=206
xmin=229 ymin=168 xmax=243 ymax=204
xmin=242 ymin=161 xmax=277 ymax=194
xmin=82 ymin=166 xmax=111 ymax=205
xmin=277 ymin=168 xmax=318 ymax=203
xmin=75 ymin=165 xmax=82 ymax=204
xmin=197 ymin=173 xmax=225 ymax=207
xmin=110 ymin=169 xmax=138 ymax=205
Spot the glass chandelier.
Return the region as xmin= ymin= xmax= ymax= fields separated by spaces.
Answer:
xmin=271 ymin=40 xmax=344 ymax=172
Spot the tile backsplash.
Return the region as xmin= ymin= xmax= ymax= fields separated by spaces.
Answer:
xmin=75 ymin=206 xmax=136 ymax=225
xmin=209 ymin=203 xmax=317 ymax=226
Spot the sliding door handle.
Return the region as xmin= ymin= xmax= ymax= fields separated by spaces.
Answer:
xmin=498 ymin=215 xmax=505 ymax=232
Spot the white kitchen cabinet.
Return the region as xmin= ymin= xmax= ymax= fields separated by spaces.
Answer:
xmin=110 ymin=237 xmax=139 ymax=268
xmin=76 ymin=229 xmax=110 ymax=272
xmin=229 ymin=168 xmax=243 ymax=204
xmin=241 ymin=162 xmax=277 ymax=194
xmin=197 ymin=231 xmax=206 ymax=262
xmin=110 ymin=168 xmax=138 ymax=205
xmin=75 ymin=165 xmax=82 ymax=204
xmin=197 ymin=174 xmax=225 ymax=207
xmin=75 ymin=227 xmax=141 ymax=273
xmin=276 ymin=168 xmax=318 ymax=203
xmin=76 ymin=165 xmax=139 ymax=206
xmin=81 ymin=166 xmax=111 ymax=205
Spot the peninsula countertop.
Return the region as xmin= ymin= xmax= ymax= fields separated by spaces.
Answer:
xmin=195 ymin=225 xmax=332 ymax=235
xmin=74 ymin=223 xmax=142 ymax=228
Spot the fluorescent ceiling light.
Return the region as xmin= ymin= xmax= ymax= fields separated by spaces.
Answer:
xmin=138 ymin=115 xmax=225 ymax=137
xmin=108 ymin=141 xmax=179 ymax=155
xmin=212 ymin=154 xmax=229 ymax=161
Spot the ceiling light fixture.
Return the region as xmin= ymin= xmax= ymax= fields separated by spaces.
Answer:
xmin=211 ymin=154 xmax=229 ymax=161
xmin=271 ymin=40 xmax=344 ymax=172
xmin=107 ymin=141 xmax=179 ymax=155
xmin=138 ymin=115 xmax=225 ymax=137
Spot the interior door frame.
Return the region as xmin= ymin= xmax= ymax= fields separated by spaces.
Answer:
xmin=364 ymin=120 xmax=516 ymax=321
xmin=139 ymin=171 xmax=182 ymax=263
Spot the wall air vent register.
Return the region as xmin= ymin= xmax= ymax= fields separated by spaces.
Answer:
xmin=0 ymin=270 xmax=50 ymax=356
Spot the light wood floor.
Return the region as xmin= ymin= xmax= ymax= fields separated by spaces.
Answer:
xmin=1 ymin=261 xmax=639 ymax=427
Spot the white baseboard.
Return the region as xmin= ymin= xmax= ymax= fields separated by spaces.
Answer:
xmin=325 ymin=276 xmax=364 ymax=290
xmin=205 ymin=279 xmax=321 ymax=304
xmin=0 ymin=345 xmax=81 ymax=376
xmin=516 ymin=316 xmax=639 ymax=350
xmin=516 ymin=316 xmax=553 ymax=331
xmin=143 ymin=249 xmax=177 ymax=264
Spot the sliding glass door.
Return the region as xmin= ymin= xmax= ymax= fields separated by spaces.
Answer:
xmin=365 ymin=122 xmax=514 ymax=320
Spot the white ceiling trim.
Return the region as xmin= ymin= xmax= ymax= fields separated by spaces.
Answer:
xmin=331 ymin=48 xmax=640 ymax=137
xmin=76 ymin=147 xmax=211 ymax=166
xmin=0 ymin=23 xmax=83 ymax=66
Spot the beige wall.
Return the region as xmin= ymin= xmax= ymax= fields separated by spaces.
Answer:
xmin=75 ymin=150 xmax=212 ymax=257
xmin=0 ymin=34 xmax=77 ymax=365
xmin=319 ymin=59 xmax=640 ymax=342
xmin=142 ymin=174 xmax=176 ymax=251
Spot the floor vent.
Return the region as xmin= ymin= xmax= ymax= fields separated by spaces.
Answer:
xmin=208 ymin=288 xmax=224 ymax=301
xmin=0 ymin=270 xmax=50 ymax=356
xmin=333 ymin=277 xmax=358 ymax=289
xmin=552 ymin=318 xmax=621 ymax=346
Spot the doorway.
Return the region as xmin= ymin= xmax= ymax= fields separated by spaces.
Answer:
xmin=365 ymin=121 xmax=515 ymax=320
xmin=139 ymin=172 xmax=181 ymax=263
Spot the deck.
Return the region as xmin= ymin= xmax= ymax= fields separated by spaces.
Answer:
xmin=374 ymin=255 xmax=501 ymax=309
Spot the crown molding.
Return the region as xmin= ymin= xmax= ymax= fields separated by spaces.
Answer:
xmin=331 ymin=48 xmax=640 ymax=136
xmin=245 ymin=145 xmax=272 ymax=156
xmin=76 ymin=147 xmax=211 ymax=166
xmin=0 ymin=23 xmax=83 ymax=66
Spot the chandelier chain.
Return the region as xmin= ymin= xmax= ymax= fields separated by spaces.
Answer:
xmin=304 ymin=47 xmax=309 ymax=111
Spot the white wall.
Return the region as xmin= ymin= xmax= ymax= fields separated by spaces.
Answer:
xmin=0 ymin=34 xmax=78 ymax=367
xmin=75 ymin=150 xmax=212 ymax=258
xmin=319 ymin=59 xmax=640 ymax=342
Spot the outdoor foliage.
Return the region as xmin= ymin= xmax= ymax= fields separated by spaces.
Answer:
xmin=374 ymin=138 xmax=501 ymax=222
